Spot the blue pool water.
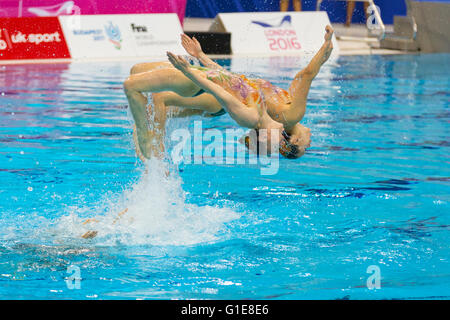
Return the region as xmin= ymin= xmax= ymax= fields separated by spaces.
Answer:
xmin=0 ymin=54 xmax=449 ymax=299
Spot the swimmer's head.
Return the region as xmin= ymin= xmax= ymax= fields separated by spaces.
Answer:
xmin=279 ymin=135 xmax=304 ymax=159
xmin=242 ymin=126 xmax=310 ymax=159
xmin=279 ymin=125 xmax=311 ymax=159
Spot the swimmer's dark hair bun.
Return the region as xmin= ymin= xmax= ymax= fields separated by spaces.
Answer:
xmin=279 ymin=141 xmax=302 ymax=159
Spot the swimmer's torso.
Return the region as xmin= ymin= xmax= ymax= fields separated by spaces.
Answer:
xmin=199 ymin=67 xmax=261 ymax=105
xmin=249 ymin=78 xmax=292 ymax=123
xmin=193 ymin=66 xmax=292 ymax=118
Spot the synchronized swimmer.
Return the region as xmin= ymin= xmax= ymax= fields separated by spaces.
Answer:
xmin=123 ymin=25 xmax=334 ymax=160
xmin=81 ymin=25 xmax=334 ymax=239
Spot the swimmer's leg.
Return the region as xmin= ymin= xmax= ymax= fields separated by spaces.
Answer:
xmin=130 ymin=61 xmax=172 ymax=75
xmin=123 ymin=68 xmax=198 ymax=158
xmin=131 ymin=91 xmax=223 ymax=159
xmin=130 ymin=63 xmax=223 ymax=115
xmin=157 ymin=91 xmax=223 ymax=115
xmin=137 ymin=92 xmax=167 ymax=159
xmin=123 ymin=79 xmax=154 ymax=159
xmin=285 ymin=25 xmax=334 ymax=128
xmin=124 ymin=67 xmax=201 ymax=97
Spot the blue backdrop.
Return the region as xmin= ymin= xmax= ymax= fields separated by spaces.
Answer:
xmin=185 ymin=0 xmax=408 ymax=24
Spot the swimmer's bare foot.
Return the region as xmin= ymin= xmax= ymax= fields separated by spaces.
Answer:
xmin=324 ymin=25 xmax=334 ymax=42
xmin=318 ymin=26 xmax=333 ymax=64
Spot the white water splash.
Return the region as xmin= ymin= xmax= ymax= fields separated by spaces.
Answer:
xmin=56 ymin=158 xmax=240 ymax=246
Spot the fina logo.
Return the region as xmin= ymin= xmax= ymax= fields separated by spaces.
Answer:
xmin=104 ymin=21 xmax=122 ymax=49
xmin=131 ymin=24 xmax=147 ymax=32
xmin=251 ymin=15 xmax=292 ymax=28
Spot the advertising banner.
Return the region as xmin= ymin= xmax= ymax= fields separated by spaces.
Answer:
xmin=115 ymin=14 xmax=185 ymax=58
xmin=211 ymin=12 xmax=339 ymax=56
xmin=0 ymin=17 xmax=70 ymax=60
xmin=59 ymin=14 xmax=185 ymax=59
xmin=0 ymin=0 xmax=187 ymax=23
xmin=58 ymin=14 xmax=137 ymax=59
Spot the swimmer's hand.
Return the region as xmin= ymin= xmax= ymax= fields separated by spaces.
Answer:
xmin=167 ymin=52 xmax=191 ymax=73
xmin=181 ymin=34 xmax=203 ymax=58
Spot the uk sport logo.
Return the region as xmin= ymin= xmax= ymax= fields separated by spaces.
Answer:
xmin=0 ymin=17 xmax=70 ymax=60
xmin=10 ymin=31 xmax=62 ymax=45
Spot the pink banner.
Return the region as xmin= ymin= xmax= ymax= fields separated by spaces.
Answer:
xmin=0 ymin=0 xmax=187 ymax=23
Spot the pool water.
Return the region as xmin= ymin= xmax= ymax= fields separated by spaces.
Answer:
xmin=0 ymin=54 xmax=449 ymax=299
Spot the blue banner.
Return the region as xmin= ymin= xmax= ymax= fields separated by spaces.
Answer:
xmin=185 ymin=0 xmax=408 ymax=24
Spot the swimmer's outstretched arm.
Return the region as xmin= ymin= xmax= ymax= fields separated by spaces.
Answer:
xmin=167 ymin=52 xmax=259 ymax=128
xmin=181 ymin=34 xmax=224 ymax=71
xmin=284 ymin=25 xmax=334 ymax=128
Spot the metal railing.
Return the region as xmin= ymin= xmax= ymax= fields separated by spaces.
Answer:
xmin=316 ymin=0 xmax=386 ymax=40
xmin=405 ymin=0 xmax=417 ymax=40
